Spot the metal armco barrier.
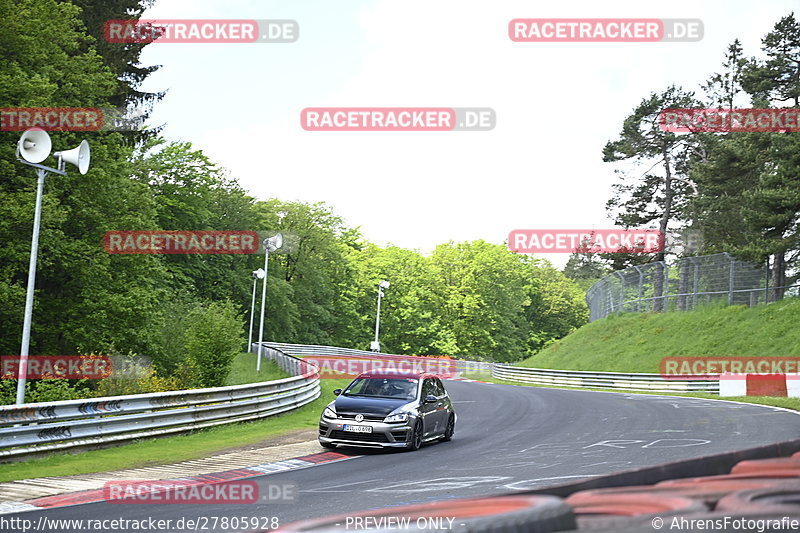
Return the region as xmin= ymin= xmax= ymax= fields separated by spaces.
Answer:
xmin=492 ymin=364 xmax=719 ymax=393
xmin=259 ymin=342 xmax=495 ymax=374
xmin=0 ymin=342 xmax=714 ymax=461
xmin=0 ymin=346 xmax=319 ymax=459
xmin=261 ymin=342 xmax=714 ymax=393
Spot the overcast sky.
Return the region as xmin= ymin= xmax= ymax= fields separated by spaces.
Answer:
xmin=137 ymin=0 xmax=798 ymax=266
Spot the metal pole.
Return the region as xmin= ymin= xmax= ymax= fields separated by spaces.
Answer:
xmin=247 ymin=276 xmax=258 ymax=352
xmin=256 ymin=249 xmax=270 ymax=372
xmin=16 ymin=168 xmax=47 ymax=405
xmin=374 ymin=287 xmax=383 ymax=346
xmin=631 ymin=266 xmax=643 ymax=312
xmin=728 ymin=255 xmax=735 ymax=305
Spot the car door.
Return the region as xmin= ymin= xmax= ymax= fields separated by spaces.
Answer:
xmin=420 ymin=378 xmax=440 ymax=437
xmin=431 ymin=377 xmax=450 ymax=435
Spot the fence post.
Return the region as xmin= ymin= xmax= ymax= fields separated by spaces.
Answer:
xmin=692 ymin=257 xmax=699 ymax=310
xmin=765 ymin=256 xmax=770 ymax=304
xmin=727 ymin=253 xmax=735 ymax=305
xmin=633 ymin=265 xmax=643 ymax=312
xmin=616 ymin=272 xmax=625 ymax=312
xmin=663 ymin=262 xmax=670 ymax=311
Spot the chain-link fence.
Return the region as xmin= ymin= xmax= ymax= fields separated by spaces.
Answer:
xmin=586 ymin=253 xmax=800 ymax=322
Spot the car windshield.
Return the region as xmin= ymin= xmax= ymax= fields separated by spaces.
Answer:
xmin=343 ymin=377 xmax=418 ymax=400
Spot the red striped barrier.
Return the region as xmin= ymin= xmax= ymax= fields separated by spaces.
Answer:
xmin=720 ymin=373 xmax=800 ymax=397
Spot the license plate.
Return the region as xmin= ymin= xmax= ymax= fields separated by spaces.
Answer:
xmin=342 ymin=424 xmax=372 ymax=433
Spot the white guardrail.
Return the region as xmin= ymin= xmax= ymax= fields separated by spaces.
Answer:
xmin=491 ymin=364 xmax=720 ymax=393
xmin=0 ymin=346 xmax=319 ymax=459
xmin=262 ymin=343 xmax=716 ymax=393
xmin=0 ymin=342 xmax=718 ymax=459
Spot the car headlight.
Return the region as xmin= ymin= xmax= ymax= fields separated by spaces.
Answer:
xmin=323 ymin=407 xmax=336 ymax=419
xmin=384 ymin=412 xmax=410 ymax=423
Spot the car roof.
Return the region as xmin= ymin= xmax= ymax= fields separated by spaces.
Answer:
xmin=354 ymin=372 xmax=438 ymax=380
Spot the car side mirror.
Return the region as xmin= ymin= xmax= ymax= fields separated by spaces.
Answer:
xmin=333 ymin=388 xmax=342 ymax=396
xmin=424 ymin=394 xmax=438 ymax=404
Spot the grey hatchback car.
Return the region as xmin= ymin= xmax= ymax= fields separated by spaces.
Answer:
xmin=318 ymin=372 xmax=456 ymax=451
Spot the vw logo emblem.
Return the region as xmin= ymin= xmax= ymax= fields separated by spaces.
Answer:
xmin=355 ymin=414 xmax=364 ymax=422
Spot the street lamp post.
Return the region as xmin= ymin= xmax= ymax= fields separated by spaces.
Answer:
xmin=256 ymin=233 xmax=283 ymax=372
xmin=370 ymin=280 xmax=390 ymax=352
xmin=14 ymin=128 xmax=91 ymax=405
xmin=248 ymin=268 xmax=266 ymax=353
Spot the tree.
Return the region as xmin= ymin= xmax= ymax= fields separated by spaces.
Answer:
xmin=0 ymin=0 xmax=166 ymax=357
xmin=692 ymin=14 xmax=800 ymax=299
xmin=603 ymin=86 xmax=703 ymax=310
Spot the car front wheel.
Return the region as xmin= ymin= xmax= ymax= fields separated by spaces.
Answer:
xmin=407 ymin=420 xmax=423 ymax=451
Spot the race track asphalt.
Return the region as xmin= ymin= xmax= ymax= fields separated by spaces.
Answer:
xmin=5 ymin=381 xmax=799 ymax=532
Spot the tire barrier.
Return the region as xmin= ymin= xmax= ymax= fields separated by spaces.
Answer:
xmin=657 ymin=470 xmax=800 ymax=485
xmin=560 ymin=480 xmax=778 ymax=506
xmin=276 ymin=495 xmax=576 ymax=533
xmin=564 ymin=492 xmax=707 ymax=530
xmin=571 ymin=512 xmax=800 ymax=533
xmin=715 ymin=481 xmax=800 ymax=514
xmin=731 ymin=457 xmax=800 ymax=474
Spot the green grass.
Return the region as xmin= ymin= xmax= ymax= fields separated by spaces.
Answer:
xmin=462 ymin=371 xmax=800 ymax=412
xmin=520 ymin=298 xmax=800 ymax=372
xmin=225 ymin=352 xmax=286 ymax=385
xmin=0 ymin=354 xmax=352 ymax=482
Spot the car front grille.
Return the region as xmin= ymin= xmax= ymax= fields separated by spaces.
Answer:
xmin=337 ymin=414 xmax=385 ymax=421
xmin=329 ymin=430 xmax=390 ymax=443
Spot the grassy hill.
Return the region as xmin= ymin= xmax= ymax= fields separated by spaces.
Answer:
xmin=519 ymin=298 xmax=800 ymax=373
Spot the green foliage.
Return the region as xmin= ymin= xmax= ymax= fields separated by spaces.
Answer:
xmin=145 ymin=299 xmax=243 ymax=388
xmin=522 ymin=297 xmax=800 ymax=373
xmin=183 ymin=301 xmax=244 ymax=388
xmin=0 ymin=0 xmax=590 ymax=403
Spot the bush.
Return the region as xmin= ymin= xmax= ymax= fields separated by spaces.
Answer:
xmin=183 ymin=301 xmax=244 ymax=388
xmin=146 ymin=298 xmax=244 ymax=389
xmin=91 ymin=352 xmax=181 ymax=397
